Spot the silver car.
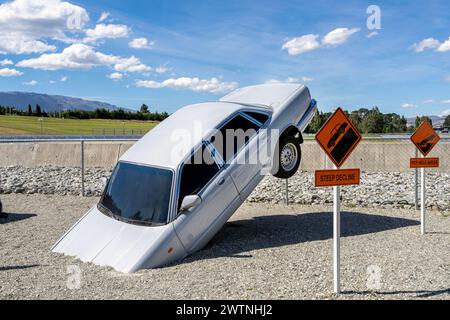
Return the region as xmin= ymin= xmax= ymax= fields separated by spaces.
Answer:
xmin=53 ymin=83 xmax=317 ymax=272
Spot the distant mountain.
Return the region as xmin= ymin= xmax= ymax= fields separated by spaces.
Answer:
xmin=0 ymin=91 xmax=118 ymax=112
xmin=407 ymin=115 xmax=445 ymax=128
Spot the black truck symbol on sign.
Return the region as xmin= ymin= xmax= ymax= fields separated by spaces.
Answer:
xmin=418 ymin=134 xmax=437 ymax=154
xmin=327 ymin=123 xmax=348 ymax=149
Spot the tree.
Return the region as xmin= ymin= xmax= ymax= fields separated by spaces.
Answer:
xmin=35 ymin=104 xmax=42 ymax=116
xmin=361 ymin=107 xmax=384 ymax=133
xmin=416 ymin=116 xmax=432 ymax=127
xmin=304 ymin=110 xmax=330 ymax=134
xmin=443 ymin=115 xmax=450 ymax=127
xmin=28 ymin=104 xmax=32 ymax=116
xmin=349 ymin=111 xmax=362 ymax=131
xmin=140 ymin=104 xmax=149 ymax=113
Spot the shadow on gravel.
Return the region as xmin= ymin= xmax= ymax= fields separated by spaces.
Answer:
xmin=0 ymin=213 xmax=37 ymax=224
xmin=186 ymin=211 xmax=420 ymax=262
xmin=0 ymin=264 xmax=40 ymax=272
xmin=343 ymin=288 xmax=450 ymax=298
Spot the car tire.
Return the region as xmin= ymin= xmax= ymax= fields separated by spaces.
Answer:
xmin=273 ymin=135 xmax=301 ymax=179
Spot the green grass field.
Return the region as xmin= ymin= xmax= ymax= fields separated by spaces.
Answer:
xmin=0 ymin=115 xmax=158 ymax=136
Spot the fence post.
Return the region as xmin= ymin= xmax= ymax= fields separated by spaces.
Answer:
xmin=415 ymin=148 xmax=419 ymax=210
xmin=285 ymin=179 xmax=289 ymax=205
xmin=81 ymin=140 xmax=85 ymax=197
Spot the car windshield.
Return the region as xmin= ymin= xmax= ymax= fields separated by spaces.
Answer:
xmin=98 ymin=162 xmax=173 ymax=226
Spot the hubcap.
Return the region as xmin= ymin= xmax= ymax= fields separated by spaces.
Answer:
xmin=280 ymin=143 xmax=298 ymax=172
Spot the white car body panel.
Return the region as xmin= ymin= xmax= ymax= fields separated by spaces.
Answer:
xmin=53 ymin=84 xmax=317 ymax=273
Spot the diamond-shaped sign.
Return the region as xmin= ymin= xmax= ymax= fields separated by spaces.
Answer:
xmin=315 ymin=107 xmax=362 ymax=168
xmin=410 ymin=121 xmax=440 ymax=157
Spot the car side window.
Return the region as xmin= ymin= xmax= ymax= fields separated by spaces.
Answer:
xmin=178 ymin=144 xmax=220 ymax=211
xmin=211 ymin=112 xmax=268 ymax=162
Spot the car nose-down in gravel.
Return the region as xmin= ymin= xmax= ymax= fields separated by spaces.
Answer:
xmin=52 ymin=83 xmax=317 ymax=273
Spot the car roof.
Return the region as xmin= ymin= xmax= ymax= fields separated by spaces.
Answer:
xmin=120 ymin=102 xmax=271 ymax=169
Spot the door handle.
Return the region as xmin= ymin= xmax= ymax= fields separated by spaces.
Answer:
xmin=217 ymin=177 xmax=226 ymax=186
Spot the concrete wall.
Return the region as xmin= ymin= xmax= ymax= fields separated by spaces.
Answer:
xmin=0 ymin=141 xmax=134 ymax=169
xmin=0 ymin=141 xmax=449 ymax=172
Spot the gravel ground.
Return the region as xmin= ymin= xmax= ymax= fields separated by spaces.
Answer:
xmin=0 ymin=194 xmax=449 ymax=300
xmin=1 ymin=166 xmax=449 ymax=212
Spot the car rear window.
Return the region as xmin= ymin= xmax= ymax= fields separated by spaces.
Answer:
xmin=211 ymin=113 xmax=263 ymax=162
xmin=244 ymin=112 xmax=269 ymax=125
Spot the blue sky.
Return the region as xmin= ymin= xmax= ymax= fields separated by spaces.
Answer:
xmin=1 ymin=0 xmax=450 ymax=117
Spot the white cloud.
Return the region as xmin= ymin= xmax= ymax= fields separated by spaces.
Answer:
xmin=0 ymin=59 xmax=14 ymax=66
xmin=17 ymin=43 xmax=151 ymax=73
xmin=401 ymin=103 xmax=417 ymax=108
xmin=442 ymin=109 xmax=450 ymax=116
xmin=108 ymin=72 xmax=123 ymax=81
xmin=441 ymin=100 xmax=450 ymax=104
xmin=60 ymin=76 xmax=68 ymax=82
xmin=155 ymin=62 xmax=172 ymax=74
xmin=0 ymin=0 xmax=89 ymax=54
xmin=98 ymin=11 xmax=110 ymax=23
xmin=322 ymin=27 xmax=360 ymax=46
xmin=412 ymin=36 xmax=450 ymax=53
xmin=113 ymin=56 xmax=151 ymax=73
xmin=412 ymin=38 xmax=440 ymax=52
xmin=84 ymin=23 xmax=130 ymax=43
xmin=446 ymin=75 xmax=450 ymax=82
xmin=367 ymin=31 xmax=379 ymax=38
xmin=136 ymin=80 xmax=162 ymax=89
xmin=281 ymin=34 xmax=320 ymax=55
xmin=136 ymin=77 xmax=239 ymax=93
xmin=436 ymin=37 xmax=450 ymax=52
xmin=129 ymin=37 xmax=154 ymax=49
xmin=265 ymin=76 xmax=313 ymax=84
xmin=423 ymin=99 xmax=435 ymax=104
xmin=282 ymin=27 xmax=359 ymax=56
xmin=0 ymin=68 xmax=23 ymax=77
xmin=49 ymin=80 xmax=56 ymax=84
xmin=24 ymin=80 xmax=38 ymax=85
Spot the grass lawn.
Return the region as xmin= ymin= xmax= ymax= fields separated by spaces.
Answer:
xmin=0 ymin=115 xmax=158 ymax=136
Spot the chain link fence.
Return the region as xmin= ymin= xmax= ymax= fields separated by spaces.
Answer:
xmin=0 ymin=137 xmax=449 ymax=214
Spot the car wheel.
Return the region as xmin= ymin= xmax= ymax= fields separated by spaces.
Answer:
xmin=274 ymin=135 xmax=301 ymax=179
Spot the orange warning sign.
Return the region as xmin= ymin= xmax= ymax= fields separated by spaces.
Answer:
xmin=410 ymin=157 xmax=439 ymax=168
xmin=410 ymin=121 xmax=440 ymax=157
xmin=315 ymin=107 xmax=362 ymax=168
xmin=315 ymin=169 xmax=361 ymax=187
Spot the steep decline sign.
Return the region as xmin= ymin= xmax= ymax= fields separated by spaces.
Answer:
xmin=315 ymin=107 xmax=362 ymax=187
xmin=314 ymin=107 xmax=363 ymax=294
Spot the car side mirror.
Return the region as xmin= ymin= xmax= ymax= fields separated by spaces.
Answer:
xmin=101 ymin=177 xmax=109 ymax=188
xmin=180 ymin=195 xmax=202 ymax=212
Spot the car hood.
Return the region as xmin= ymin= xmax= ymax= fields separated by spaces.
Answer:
xmin=52 ymin=207 xmax=180 ymax=273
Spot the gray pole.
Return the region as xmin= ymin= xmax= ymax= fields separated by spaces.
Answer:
xmin=421 ymin=154 xmax=426 ymax=235
xmin=333 ymin=164 xmax=341 ymax=294
xmin=285 ymin=179 xmax=289 ymax=206
xmin=81 ymin=140 xmax=85 ymax=197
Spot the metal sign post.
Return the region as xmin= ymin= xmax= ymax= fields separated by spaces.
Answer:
xmin=420 ymin=154 xmax=426 ymax=235
xmin=314 ymin=108 xmax=362 ymax=294
xmin=410 ymin=121 xmax=440 ymax=235
xmin=333 ymin=165 xmax=341 ymax=294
